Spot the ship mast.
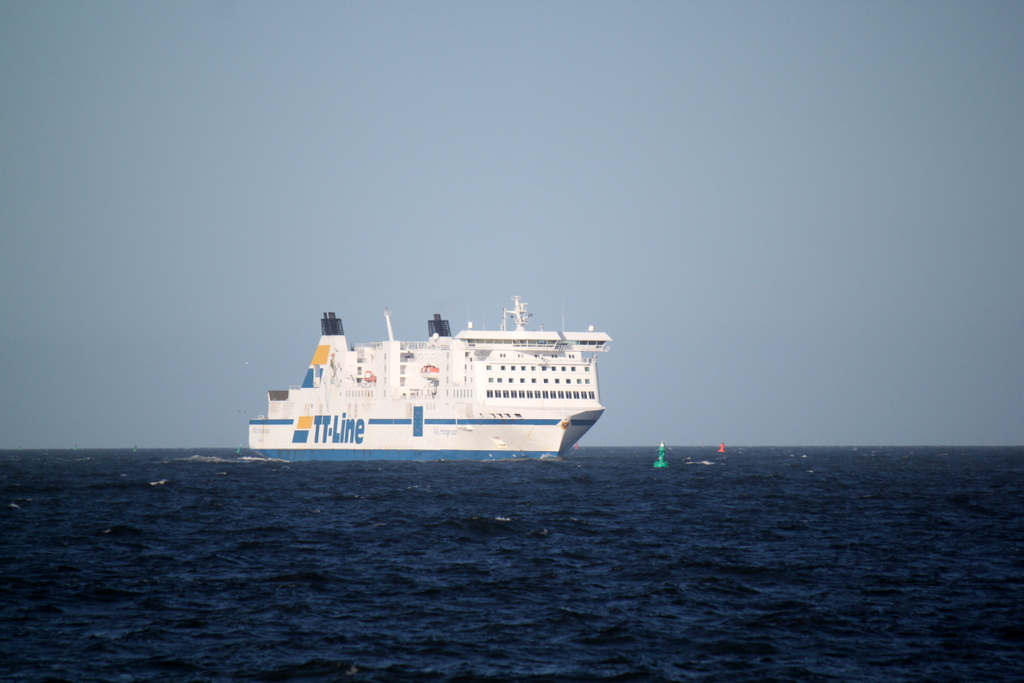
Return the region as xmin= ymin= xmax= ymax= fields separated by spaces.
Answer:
xmin=504 ymin=296 xmax=532 ymax=332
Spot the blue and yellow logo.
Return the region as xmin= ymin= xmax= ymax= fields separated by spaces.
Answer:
xmin=292 ymin=414 xmax=366 ymax=444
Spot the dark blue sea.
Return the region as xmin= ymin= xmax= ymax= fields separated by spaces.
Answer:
xmin=2 ymin=447 xmax=1023 ymax=682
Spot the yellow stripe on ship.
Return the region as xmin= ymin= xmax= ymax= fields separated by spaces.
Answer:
xmin=311 ymin=345 xmax=330 ymax=365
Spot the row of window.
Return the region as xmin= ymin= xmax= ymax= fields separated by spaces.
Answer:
xmin=486 ymin=365 xmax=590 ymax=372
xmin=490 ymin=377 xmax=591 ymax=385
xmin=486 ymin=390 xmax=596 ymax=400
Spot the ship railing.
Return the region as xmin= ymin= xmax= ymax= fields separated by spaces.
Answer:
xmin=401 ymin=341 xmax=451 ymax=350
xmin=464 ymin=339 xmax=608 ymax=351
xmin=463 ymin=339 xmax=570 ymax=350
xmin=352 ymin=341 xmax=452 ymax=351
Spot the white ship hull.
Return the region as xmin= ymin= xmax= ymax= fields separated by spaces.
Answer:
xmin=248 ymin=298 xmax=610 ymax=461
xmin=249 ymin=409 xmax=603 ymax=461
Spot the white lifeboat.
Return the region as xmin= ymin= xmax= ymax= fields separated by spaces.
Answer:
xmin=420 ymin=364 xmax=440 ymax=381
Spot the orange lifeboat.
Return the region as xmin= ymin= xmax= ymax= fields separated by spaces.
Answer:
xmin=420 ymin=364 xmax=440 ymax=380
xmin=363 ymin=371 xmax=377 ymax=384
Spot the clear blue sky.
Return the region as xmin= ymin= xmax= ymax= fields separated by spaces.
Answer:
xmin=2 ymin=1 xmax=1022 ymax=448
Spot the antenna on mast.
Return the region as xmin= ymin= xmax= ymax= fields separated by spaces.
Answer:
xmin=384 ymin=308 xmax=395 ymax=342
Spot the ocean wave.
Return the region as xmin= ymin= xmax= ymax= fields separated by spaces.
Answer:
xmin=176 ymin=454 xmax=233 ymax=463
xmin=3 ymin=446 xmax=1022 ymax=683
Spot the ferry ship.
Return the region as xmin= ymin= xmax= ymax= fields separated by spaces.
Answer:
xmin=248 ymin=297 xmax=611 ymax=460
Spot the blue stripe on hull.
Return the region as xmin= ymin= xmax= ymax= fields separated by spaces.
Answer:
xmin=365 ymin=418 xmax=563 ymax=426
xmin=252 ymin=418 xmax=592 ymax=427
xmin=423 ymin=418 xmax=562 ymax=426
xmin=254 ymin=449 xmax=559 ymax=462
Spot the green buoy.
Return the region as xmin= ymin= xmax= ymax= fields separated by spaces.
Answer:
xmin=653 ymin=441 xmax=668 ymax=467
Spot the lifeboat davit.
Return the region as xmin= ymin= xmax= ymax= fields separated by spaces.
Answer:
xmin=420 ymin=365 xmax=440 ymax=380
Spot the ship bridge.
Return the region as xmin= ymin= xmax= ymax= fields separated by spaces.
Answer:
xmin=454 ymin=330 xmax=610 ymax=351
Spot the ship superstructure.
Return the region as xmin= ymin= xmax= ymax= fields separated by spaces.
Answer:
xmin=248 ymin=297 xmax=611 ymax=460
